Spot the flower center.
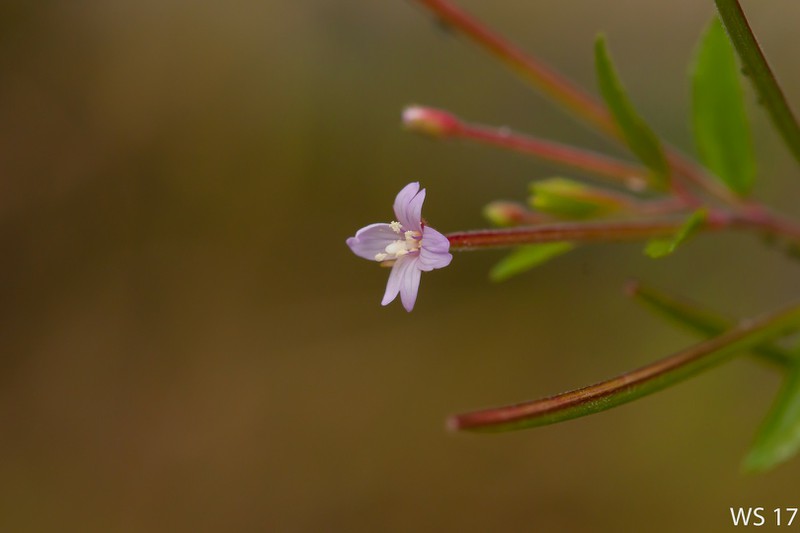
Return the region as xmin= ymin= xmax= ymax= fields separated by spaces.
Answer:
xmin=374 ymin=222 xmax=422 ymax=262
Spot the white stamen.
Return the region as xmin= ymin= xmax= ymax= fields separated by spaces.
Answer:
xmin=377 ymin=231 xmax=423 ymax=263
xmin=390 ymin=221 xmax=403 ymax=233
xmin=383 ymin=240 xmax=405 ymax=256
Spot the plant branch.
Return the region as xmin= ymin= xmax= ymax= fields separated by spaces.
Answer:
xmin=449 ymin=301 xmax=800 ymax=432
xmin=412 ymin=0 xmax=742 ymax=206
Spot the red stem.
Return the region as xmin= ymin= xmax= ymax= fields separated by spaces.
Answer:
xmin=446 ymin=217 xmax=697 ymax=249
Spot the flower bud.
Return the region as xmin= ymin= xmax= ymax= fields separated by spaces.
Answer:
xmin=529 ymin=178 xmax=630 ymax=219
xmin=483 ymin=201 xmax=539 ymax=227
xmin=402 ymin=106 xmax=461 ymax=137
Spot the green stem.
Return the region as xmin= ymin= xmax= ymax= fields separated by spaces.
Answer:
xmin=449 ymin=301 xmax=800 ymax=432
xmin=714 ymin=0 xmax=800 ymax=167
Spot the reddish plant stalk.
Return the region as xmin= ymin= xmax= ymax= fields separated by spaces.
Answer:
xmin=413 ymin=0 xmax=740 ymax=206
xmin=445 ymin=217 xmax=708 ymax=250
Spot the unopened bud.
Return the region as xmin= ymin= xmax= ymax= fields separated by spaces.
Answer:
xmin=402 ymin=106 xmax=461 ymax=137
xmin=483 ymin=201 xmax=536 ymax=227
xmin=529 ymin=178 xmax=629 ymax=219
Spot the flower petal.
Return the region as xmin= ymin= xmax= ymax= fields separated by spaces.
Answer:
xmin=381 ymin=255 xmax=421 ymax=311
xmin=418 ymin=226 xmax=453 ymax=271
xmin=399 ymin=258 xmax=422 ymax=312
xmin=382 ymin=255 xmax=409 ymax=306
xmin=393 ymin=182 xmax=424 ymax=232
xmin=346 ymin=223 xmax=399 ymax=261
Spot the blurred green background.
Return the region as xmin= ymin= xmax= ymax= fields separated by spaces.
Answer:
xmin=2 ymin=0 xmax=800 ymax=531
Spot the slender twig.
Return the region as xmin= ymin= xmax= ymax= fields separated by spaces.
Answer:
xmin=404 ymin=106 xmax=650 ymax=190
xmin=715 ymin=0 xmax=800 ymax=167
xmin=449 ymin=301 xmax=800 ymax=431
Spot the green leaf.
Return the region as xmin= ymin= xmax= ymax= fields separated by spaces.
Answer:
xmin=691 ymin=18 xmax=756 ymax=195
xmin=744 ymin=365 xmax=800 ymax=472
xmin=489 ymin=242 xmax=575 ymax=282
xmin=628 ymin=281 xmax=796 ymax=368
xmin=595 ymin=36 xmax=670 ymax=189
xmin=449 ymin=301 xmax=800 ymax=432
xmin=644 ymin=209 xmax=707 ymax=258
xmin=628 ymin=281 xmax=800 ymax=471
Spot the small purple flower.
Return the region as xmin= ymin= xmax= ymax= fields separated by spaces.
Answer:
xmin=347 ymin=182 xmax=452 ymax=311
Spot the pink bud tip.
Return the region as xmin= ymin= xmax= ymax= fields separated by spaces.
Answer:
xmin=445 ymin=416 xmax=462 ymax=432
xmin=483 ymin=201 xmax=537 ymax=227
xmin=402 ymin=106 xmax=461 ymax=137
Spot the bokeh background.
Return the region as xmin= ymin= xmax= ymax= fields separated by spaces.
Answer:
xmin=2 ymin=0 xmax=800 ymax=531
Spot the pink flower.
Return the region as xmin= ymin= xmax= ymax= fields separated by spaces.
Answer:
xmin=346 ymin=182 xmax=452 ymax=311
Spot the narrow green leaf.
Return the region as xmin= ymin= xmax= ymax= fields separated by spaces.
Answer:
xmin=644 ymin=209 xmax=706 ymax=258
xmin=744 ymin=366 xmax=800 ymax=472
xmin=715 ymin=0 xmax=800 ymax=169
xmin=629 ymin=281 xmax=796 ymax=368
xmin=691 ymin=18 xmax=755 ymax=195
xmin=595 ymin=36 xmax=670 ymax=188
xmin=630 ymin=281 xmax=800 ymax=471
xmin=449 ymin=301 xmax=800 ymax=432
xmin=489 ymin=242 xmax=574 ymax=282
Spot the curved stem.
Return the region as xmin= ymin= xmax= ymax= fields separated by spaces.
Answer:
xmin=449 ymin=301 xmax=800 ymax=432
